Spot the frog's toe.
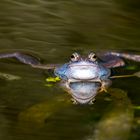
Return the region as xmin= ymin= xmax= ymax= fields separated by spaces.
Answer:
xmin=71 ymin=98 xmax=78 ymax=104
xmin=99 ymin=86 xmax=108 ymax=93
xmin=88 ymin=98 xmax=96 ymax=105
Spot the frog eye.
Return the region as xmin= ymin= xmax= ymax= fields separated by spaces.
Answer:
xmin=88 ymin=52 xmax=97 ymax=62
xmin=70 ymin=52 xmax=80 ymax=62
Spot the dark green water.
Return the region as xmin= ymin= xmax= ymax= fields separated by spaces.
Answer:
xmin=0 ymin=0 xmax=140 ymax=140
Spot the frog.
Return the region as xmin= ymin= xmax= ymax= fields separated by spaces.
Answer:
xmin=0 ymin=51 xmax=138 ymax=140
xmin=0 ymin=51 xmax=140 ymax=104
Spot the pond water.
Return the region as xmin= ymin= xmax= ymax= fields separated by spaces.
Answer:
xmin=0 ymin=0 xmax=140 ymax=140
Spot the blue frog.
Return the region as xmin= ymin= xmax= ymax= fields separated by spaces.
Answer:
xmin=0 ymin=51 xmax=140 ymax=104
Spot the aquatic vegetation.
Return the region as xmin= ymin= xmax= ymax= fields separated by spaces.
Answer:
xmin=86 ymin=89 xmax=134 ymax=140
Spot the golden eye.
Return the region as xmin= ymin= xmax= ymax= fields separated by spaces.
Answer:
xmin=88 ymin=52 xmax=97 ymax=62
xmin=70 ymin=52 xmax=80 ymax=62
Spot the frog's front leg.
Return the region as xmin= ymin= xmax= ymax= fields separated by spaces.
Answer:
xmin=0 ymin=52 xmax=41 ymax=65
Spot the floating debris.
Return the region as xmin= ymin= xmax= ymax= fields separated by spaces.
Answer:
xmin=110 ymin=71 xmax=140 ymax=79
xmin=45 ymin=76 xmax=60 ymax=82
xmin=0 ymin=72 xmax=21 ymax=81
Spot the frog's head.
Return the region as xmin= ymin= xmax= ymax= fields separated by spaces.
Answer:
xmin=55 ymin=52 xmax=111 ymax=104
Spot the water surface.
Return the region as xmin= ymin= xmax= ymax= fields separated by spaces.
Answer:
xmin=0 ymin=0 xmax=140 ymax=140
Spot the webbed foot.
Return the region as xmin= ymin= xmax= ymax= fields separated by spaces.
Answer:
xmin=71 ymin=98 xmax=78 ymax=104
xmin=99 ymin=79 xmax=111 ymax=93
xmin=88 ymin=98 xmax=96 ymax=105
xmin=99 ymin=86 xmax=108 ymax=93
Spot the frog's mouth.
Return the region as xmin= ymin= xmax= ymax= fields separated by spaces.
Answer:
xmin=66 ymin=80 xmax=101 ymax=104
xmin=68 ymin=65 xmax=99 ymax=80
